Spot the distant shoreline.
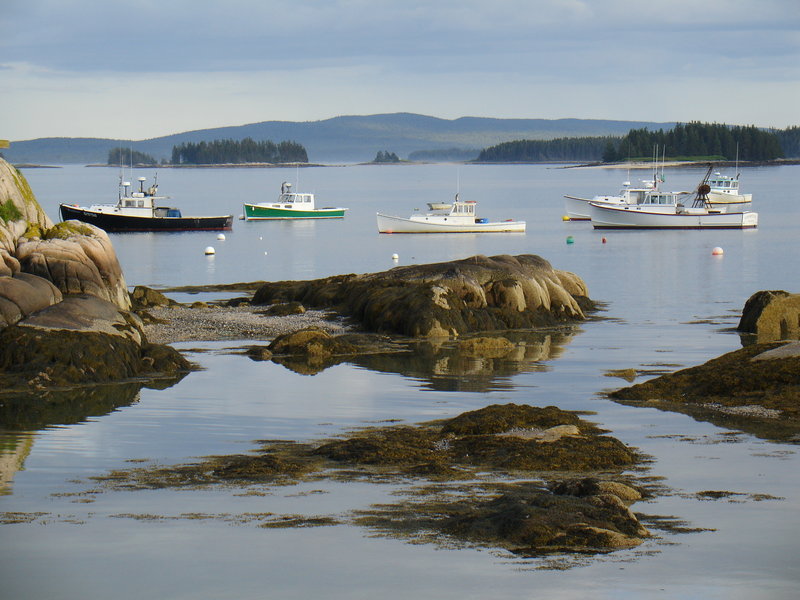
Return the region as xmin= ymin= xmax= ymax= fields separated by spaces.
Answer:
xmin=14 ymin=158 xmax=800 ymax=170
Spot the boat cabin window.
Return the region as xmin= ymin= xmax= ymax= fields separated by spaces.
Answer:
xmin=645 ymin=193 xmax=673 ymax=205
xmin=453 ymin=203 xmax=474 ymax=215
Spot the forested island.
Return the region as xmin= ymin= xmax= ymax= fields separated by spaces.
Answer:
xmin=107 ymin=147 xmax=159 ymax=166
xmin=171 ymin=138 xmax=307 ymax=164
xmin=106 ymin=137 xmax=308 ymax=166
xmin=476 ymin=122 xmax=799 ymax=164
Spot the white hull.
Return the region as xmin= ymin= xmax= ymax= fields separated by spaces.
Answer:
xmin=376 ymin=213 xmax=526 ymax=233
xmin=563 ymin=196 xmax=592 ymax=220
xmin=590 ymin=203 xmax=758 ymax=229
xmin=707 ymin=191 xmax=753 ymax=212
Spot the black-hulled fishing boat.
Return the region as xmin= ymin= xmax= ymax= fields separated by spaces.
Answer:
xmin=59 ymin=176 xmax=232 ymax=232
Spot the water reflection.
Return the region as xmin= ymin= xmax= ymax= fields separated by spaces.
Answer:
xmin=0 ymin=432 xmax=34 ymax=495
xmin=270 ymin=328 xmax=578 ymax=392
xmin=0 ymin=376 xmax=186 ymax=431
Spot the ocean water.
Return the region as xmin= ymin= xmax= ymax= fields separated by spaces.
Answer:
xmin=2 ymin=162 xmax=799 ymax=599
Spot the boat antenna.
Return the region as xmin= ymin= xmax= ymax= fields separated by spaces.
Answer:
xmin=735 ymin=142 xmax=740 ymax=179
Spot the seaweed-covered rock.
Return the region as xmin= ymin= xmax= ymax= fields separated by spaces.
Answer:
xmin=0 ymin=325 xmax=190 ymax=391
xmin=130 ymin=285 xmax=175 ymax=309
xmin=253 ymin=254 xmax=592 ymax=338
xmin=738 ymin=290 xmax=800 ymax=342
xmin=439 ymin=484 xmax=647 ymax=555
xmin=609 ymin=342 xmax=800 ymax=441
xmin=314 ymin=403 xmax=637 ymax=473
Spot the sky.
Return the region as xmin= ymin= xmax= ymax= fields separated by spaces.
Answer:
xmin=1 ymin=0 xmax=799 ymax=141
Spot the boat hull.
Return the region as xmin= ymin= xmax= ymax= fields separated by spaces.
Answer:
xmin=243 ymin=204 xmax=346 ymax=220
xmin=377 ymin=213 xmax=526 ymax=233
xmin=589 ymin=203 xmax=758 ymax=229
xmin=563 ymin=196 xmax=592 ymax=221
xmin=707 ymin=192 xmax=753 ymax=213
xmin=60 ymin=204 xmax=233 ymax=232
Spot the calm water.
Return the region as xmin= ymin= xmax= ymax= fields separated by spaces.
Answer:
xmin=2 ymin=163 xmax=799 ymax=599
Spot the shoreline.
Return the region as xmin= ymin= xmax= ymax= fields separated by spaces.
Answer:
xmin=142 ymin=304 xmax=351 ymax=345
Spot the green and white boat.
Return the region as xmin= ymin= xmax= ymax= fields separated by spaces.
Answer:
xmin=243 ymin=182 xmax=347 ymax=220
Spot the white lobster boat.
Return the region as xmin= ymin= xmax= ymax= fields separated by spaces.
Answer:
xmin=706 ymin=171 xmax=752 ymax=211
xmin=564 ymin=177 xmax=659 ymax=221
xmin=590 ymin=189 xmax=758 ymax=229
xmin=377 ymin=196 xmax=525 ymax=233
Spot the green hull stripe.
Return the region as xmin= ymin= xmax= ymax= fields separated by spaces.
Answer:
xmin=244 ymin=205 xmax=345 ymax=219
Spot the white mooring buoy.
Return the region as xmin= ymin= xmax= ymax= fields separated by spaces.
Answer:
xmin=392 ymin=253 xmax=399 ymax=261
xmin=712 ymin=246 xmax=724 ymax=256
xmin=204 ymin=246 xmax=215 ymax=255
xmin=217 ymin=233 xmax=226 ymax=241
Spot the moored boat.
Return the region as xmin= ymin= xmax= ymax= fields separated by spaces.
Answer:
xmin=706 ymin=170 xmax=752 ymax=211
xmin=564 ymin=177 xmax=659 ymax=221
xmin=377 ymin=195 xmax=525 ymax=233
xmin=59 ymin=176 xmax=233 ymax=232
xmin=243 ymin=182 xmax=347 ymax=220
xmin=589 ymin=179 xmax=758 ymax=229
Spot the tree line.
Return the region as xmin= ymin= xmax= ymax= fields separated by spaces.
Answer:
xmin=171 ymin=138 xmax=308 ymax=164
xmin=476 ymin=136 xmax=615 ymax=162
xmin=602 ymin=122 xmax=783 ymax=162
xmin=476 ymin=122 xmax=797 ymax=163
xmin=107 ymin=147 xmax=158 ymax=166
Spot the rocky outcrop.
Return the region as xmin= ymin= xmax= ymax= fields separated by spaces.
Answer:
xmin=253 ymin=254 xmax=592 ymax=338
xmin=738 ymin=290 xmax=800 ymax=342
xmin=0 ymin=158 xmax=191 ymax=392
xmin=1 ymin=158 xmax=129 ymax=311
xmin=609 ymin=341 xmax=800 ymax=441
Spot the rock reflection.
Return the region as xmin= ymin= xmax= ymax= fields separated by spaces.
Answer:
xmin=266 ymin=328 xmax=579 ymax=391
xmin=356 ymin=329 xmax=577 ymax=392
xmin=0 ymin=432 xmax=35 ymax=495
xmin=0 ymin=375 xmax=187 ymax=431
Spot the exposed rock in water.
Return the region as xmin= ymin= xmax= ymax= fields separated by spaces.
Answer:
xmin=252 ymin=254 xmax=592 ymax=338
xmin=609 ymin=341 xmax=800 ymax=441
xmin=738 ymin=290 xmax=800 ymax=342
xmin=93 ymin=403 xmax=650 ymax=558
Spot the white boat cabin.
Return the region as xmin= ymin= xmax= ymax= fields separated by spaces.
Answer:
xmin=119 ymin=176 xmax=163 ymax=209
xmin=639 ymin=191 xmax=687 ymax=206
xmin=708 ymin=172 xmax=741 ymax=194
xmin=271 ymin=182 xmax=315 ymax=209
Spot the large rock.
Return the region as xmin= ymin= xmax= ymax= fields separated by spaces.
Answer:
xmin=0 ymin=157 xmax=130 ymax=311
xmin=0 ymin=159 xmax=53 ymax=237
xmin=253 ymin=254 xmax=592 ymax=338
xmin=15 ymin=222 xmax=131 ymax=310
xmin=0 ymin=295 xmax=191 ymax=391
xmin=0 ymin=157 xmax=189 ymax=393
xmin=0 ymin=272 xmax=63 ymax=327
xmin=738 ymin=290 xmax=800 ymax=342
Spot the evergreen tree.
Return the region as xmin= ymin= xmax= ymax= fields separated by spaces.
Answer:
xmin=107 ymin=147 xmax=158 ymax=166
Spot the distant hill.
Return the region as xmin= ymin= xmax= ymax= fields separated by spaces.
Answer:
xmin=5 ymin=113 xmax=676 ymax=165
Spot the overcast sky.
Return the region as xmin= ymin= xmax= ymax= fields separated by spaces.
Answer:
xmin=2 ymin=0 xmax=798 ymax=141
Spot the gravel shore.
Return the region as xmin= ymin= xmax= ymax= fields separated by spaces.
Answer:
xmin=142 ymin=305 xmax=351 ymax=345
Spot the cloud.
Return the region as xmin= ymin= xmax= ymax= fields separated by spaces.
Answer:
xmin=1 ymin=0 xmax=798 ymax=139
